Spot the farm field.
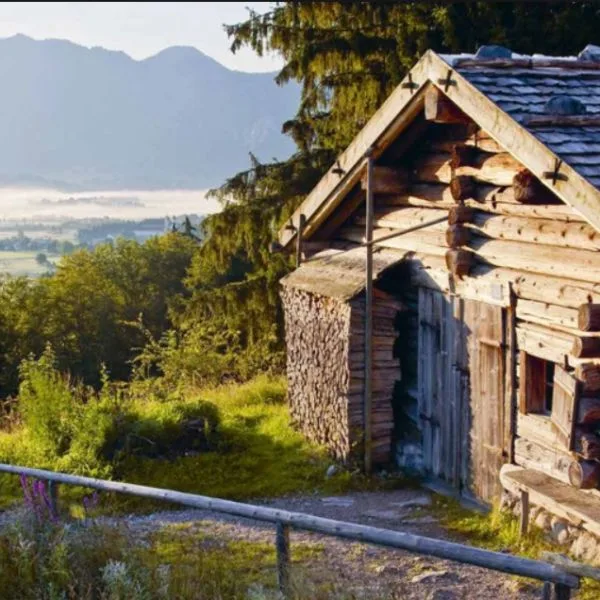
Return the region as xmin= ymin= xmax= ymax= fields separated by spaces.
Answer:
xmin=0 ymin=250 xmax=58 ymax=277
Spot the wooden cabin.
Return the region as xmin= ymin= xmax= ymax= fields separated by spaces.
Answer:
xmin=278 ymin=45 xmax=600 ymax=535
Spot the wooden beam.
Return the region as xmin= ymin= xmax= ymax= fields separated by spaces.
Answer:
xmin=513 ymin=169 xmax=560 ymax=204
xmin=572 ymin=337 xmax=600 ymax=359
xmin=446 ymin=225 xmax=470 ymax=248
xmin=519 ymin=489 xmax=530 ymax=537
xmin=445 ymin=249 xmax=473 ymax=278
xmin=424 ymin=86 xmax=470 ymax=124
xmin=360 ymin=166 xmax=408 ymax=194
xmin=578 ymin=304 xmax=600 ymax=332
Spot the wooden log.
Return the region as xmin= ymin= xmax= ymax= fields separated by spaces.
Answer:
xmin=450 ymin=144 xmax=479 ymax=169
xmin=568 ymin=460 xmax=600 ymax=489
xmin=572 ymin=337 xmax=600 ymax=359
xmin=445 ymin=225 xmax=471 ymax=248
xmin=355 ymin=206 xmax=448 ymax=231
xmin=412 ymin=151 xmax=522 ymax=186
xmin=468 ymin=263 xmax=600 ymax=309
xmin=361 ymin=166 xmax=408 ymax=195
xmin=468 ymin=212 xmax=600 ymax=251
xmin=424 ymin=86 xmax=471 ymax=124
xmin=516 ymin=300 xmax=579 ymax=331
xmin=575 ymin=364 xmax=600 ymax=392
xmin=448 ymin=204 xmax=474 ymax=225
xmin=468 ymin=236 xmax=600 ymax=283
xmin=428 ymin=125 xmax=505 ymax=154
xmin=385 ymin=183 xmax=584 ymax=221
xmin=579 ymin=304 xmax=600 ymax=332
xmin=577 ymin=397 xmax=600 ymax=425
xmin=445 ymin=249 xmax=473 ymax=278
xmin=540 ymin=552 xmax=600 ymax=583
xmin=450 ymin=175 xmax=476 ymax=201
xmin=513 ymin=169 xmax=560 ymax=204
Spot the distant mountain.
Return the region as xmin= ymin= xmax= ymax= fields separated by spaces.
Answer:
xmin=0 ymin=35 xmax=298 ymax=190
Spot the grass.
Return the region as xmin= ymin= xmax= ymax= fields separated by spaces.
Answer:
xmin=0 ymin=374 xmax=403 ymax=512
xmin=432 ymin=495 xmax=600 ymax=599
xmin=0 ymin=511 xmax=409 ymax=600
xmin=0 ymin=250 xmax=59 ymax=277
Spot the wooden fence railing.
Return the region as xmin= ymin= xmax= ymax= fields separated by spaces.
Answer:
xmin=0 ymin=464 xmax=580 ymax=599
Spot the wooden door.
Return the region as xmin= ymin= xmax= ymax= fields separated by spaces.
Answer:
xmin=418 ymin=288 xmax=465 ymax=487
xmin=418 ymin=289 xmax=507 ymax=503
xmin=463 ymin=299 xmax=506 ymax=502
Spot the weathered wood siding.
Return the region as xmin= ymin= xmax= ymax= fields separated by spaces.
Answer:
xmin=328 ymin=116 xmax=600 ymax=499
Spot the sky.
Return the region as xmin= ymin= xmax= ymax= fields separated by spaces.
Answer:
xmin=0 ymin=2 xmax=283 ymax=72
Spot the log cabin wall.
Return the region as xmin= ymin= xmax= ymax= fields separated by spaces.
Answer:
xmin=280 ymin=282 xmax=402 ymax=465
xmin=327 ymin=111 xmax=600 ymax=501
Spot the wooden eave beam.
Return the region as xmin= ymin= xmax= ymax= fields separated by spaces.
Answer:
xmin=278 ymin=53 xmax=433 ymax=249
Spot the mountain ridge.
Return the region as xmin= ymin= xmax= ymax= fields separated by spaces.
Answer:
xmin=0 ymin=34 xmax=297 ymax=190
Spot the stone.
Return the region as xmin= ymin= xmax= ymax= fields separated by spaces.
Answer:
xmin=529 ymin=506 xmax=542 ymax=522
xmin=410 ymin=569 xmax=449 ymax=584
xmin=391 ymin=494 xmax=432 ymax=510
xmin=363 ymin=509 xmax=408 ymax=521
xmin=475 ymin=45 xmax=512 ymax=59
xmin=570 ymin=532 xmax=598 ymax=562
xmin=401 ymin=516 xmax=438 ymax=525
xmin=499 ymin=490 xmax=514 ymax=512
xmin=534 ymin=511 xmax=551 ymax=531
xmin=550 ymin=519 xmax=570 ymax=545
xmin=321 ymin=497 xmax=354 ymax=507
xmin=579 ymin=44 xmax=600 ymax=62
xmin=325 ymin=464 xmax=338 ymax=479
xmin=545 ymin=95 xmax=587 ymax=116
xmin=426 ymin=590 xmax=456 ymax=600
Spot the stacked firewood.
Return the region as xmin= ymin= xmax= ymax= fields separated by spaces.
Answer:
xmin=280 ymin=285 xmax=402 ymax=464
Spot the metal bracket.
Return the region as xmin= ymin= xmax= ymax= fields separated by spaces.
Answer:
xmin=542 ymin=158 xmax=568 ymax=185
xmin=332 ymin=160 xmax=345 ymax=177
xmin=437 ymin=69 xmax=457 ymax=92
xmin=401 ymin=72 xmax=418 ymax=93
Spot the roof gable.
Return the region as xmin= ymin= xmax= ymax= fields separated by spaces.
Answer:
xmin=279 ymin=50 xmax=600 ymax=248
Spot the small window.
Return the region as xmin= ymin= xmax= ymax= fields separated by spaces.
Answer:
xmin=519 ymin=352 xmax=555 ymax=416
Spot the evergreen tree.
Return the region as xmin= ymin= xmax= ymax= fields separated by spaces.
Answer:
xmin=183 ymin=2 xmax=600 ymax=375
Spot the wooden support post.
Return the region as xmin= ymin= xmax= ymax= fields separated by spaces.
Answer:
xmin=553 ymin=583 xmax=571 ymax=600
xmin=542 ymin=581 xmax=552 ymax=600
xmin=48 ymin=480 xmax=59 ymax=517
xmin=520 ymin=489 xmax=530 ymax=537
xmin=364 ymin=149 xmax=374 ymax=475
xmin=276 ymin=522 xmax=291 ymax=598
xmin=295 ymin=214 xmax=305 ymax=268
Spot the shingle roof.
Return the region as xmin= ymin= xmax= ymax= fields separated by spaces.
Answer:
xmin=443 ymin=52 xmax=600 ymax=187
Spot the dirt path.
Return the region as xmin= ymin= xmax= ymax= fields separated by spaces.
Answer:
xmin=104 ymin=489 xmax=544 ymax=599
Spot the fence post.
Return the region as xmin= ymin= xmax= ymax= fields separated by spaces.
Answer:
xmin=519 ymin=489 xmax=529 ymax=537
xmin=48 ymin=480 xmax=59 ymax=517
xmin=553 ymin=583 xmax=571 ymax=600
xmin=276 ymin=522 xmax=291 ymax=597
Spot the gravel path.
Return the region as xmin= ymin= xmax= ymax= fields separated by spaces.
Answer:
xmin=99 ymin=489 xmax=544 ymax=599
